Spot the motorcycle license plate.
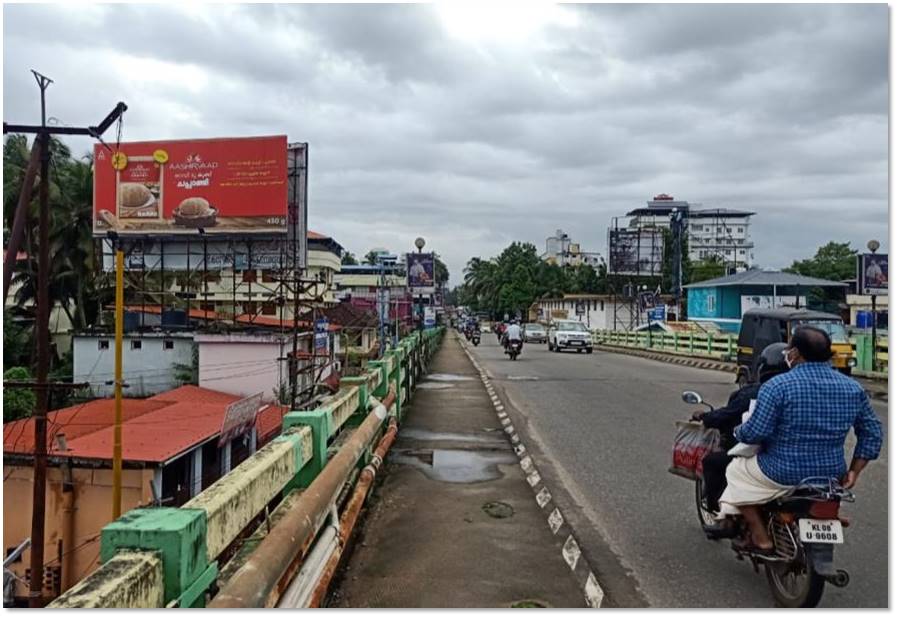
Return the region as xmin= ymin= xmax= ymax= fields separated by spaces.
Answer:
xmin=798 ymin=518 xmax=844 ymax=544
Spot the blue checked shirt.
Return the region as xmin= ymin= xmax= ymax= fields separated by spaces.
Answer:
xmin=735 ymin=362 xmax=883 ymax=486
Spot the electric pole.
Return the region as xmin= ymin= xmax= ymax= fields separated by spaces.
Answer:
xmin=3 ymin=70 xmax=125 ymax=607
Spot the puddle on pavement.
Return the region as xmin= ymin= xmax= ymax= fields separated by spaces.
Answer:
xmin=415 ymin=382 xmax=455 ymax=390
xmin=391 ymin=448 xmax=517 ymax=483
xmin=425 ymin=373 xmax=475 ymax=382
xmin=482 ymin=501 xmax=515 ymax=519
xmin=400 ymin=428 xmax=502 ymax=443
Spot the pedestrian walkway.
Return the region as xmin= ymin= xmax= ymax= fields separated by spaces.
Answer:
xmin=331 ymin=333 xmax=585 ymax=608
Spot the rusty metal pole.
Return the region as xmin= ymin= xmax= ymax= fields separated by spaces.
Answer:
xmin=209 ymin=389 xmax=396 ymax=608
xmin=112 ymin=247 xmax=124 ymax=518
xmin=3 ymin=141 xmax=40 ymax=303
xmin=28 ymin=97 xmax=51 ymax=607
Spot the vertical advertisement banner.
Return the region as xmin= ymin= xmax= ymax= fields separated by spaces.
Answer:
xmin=858 ymin=254 xmax=888 ymax=295
xmin=407 ymin=252 xmax=436 ymax=294
xmin=94 ymin=135 xmax=288 ymax=236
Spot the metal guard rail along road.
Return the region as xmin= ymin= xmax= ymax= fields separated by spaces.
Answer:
xmin=591 ymin=329 xmax=888 ymax=378
xmin=49 ymin=327 xmax=445 ymax=609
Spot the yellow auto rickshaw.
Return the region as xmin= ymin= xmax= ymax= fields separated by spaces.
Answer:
xmin=736 ymin=308 xmax=856 ymax=384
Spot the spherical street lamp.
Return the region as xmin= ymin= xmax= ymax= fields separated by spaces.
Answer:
xmin=867 ymin=239 xmax=880 ymax=254
xmin=414 ymin=237 xmax=426 ymax=253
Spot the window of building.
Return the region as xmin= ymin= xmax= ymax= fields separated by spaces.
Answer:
xmin=717 ymin=227 xmax=722 ymax=233
xmin=739 ymin=249 xmax=745 ymax=255
xmin=706 ymin=295 xmax=716 ymax=313
xmin=98 ymin=340 xmax=110 ymax=351
xmin=262 ymin=302 xmax=277 ymax=316
xmin=241 ymin=270 xmax=257 ymax=283
xmin=261 ymin=270 xmax=277 ymax=283
xmin=200 ymin=302 xmax=216 ymax=313
xmin=243 ymin=302 xmax=258 ymax=315
xmin=163 ymin=340 xmax=175 ymax=350
xmin=131 ymin=340 xmax=142 ymax=351
xmin=736 ymin=226 xmax=743 ymax=234
xmin=600 ymin=300 xmax=605 ymax=311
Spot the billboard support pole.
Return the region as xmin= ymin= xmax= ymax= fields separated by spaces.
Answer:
xmin=112 ymin=243 xmax=124 ymax=520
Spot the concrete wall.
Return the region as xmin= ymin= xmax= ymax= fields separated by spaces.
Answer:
xmin=3 ymin=465 xmax=155 ymax=600
xmin=73 ymin=334 xmax=194 ymax=398
xmin=196 ymin=333 xmax=287 ymax=402
xmin=535 ymin=298 xmax=620 ymax=330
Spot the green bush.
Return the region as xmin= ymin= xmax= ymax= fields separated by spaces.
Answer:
xmin=4 ymin=366 xmax=36 ymax=421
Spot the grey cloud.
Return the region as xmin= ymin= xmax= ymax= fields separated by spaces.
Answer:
xmin=3 ymin=3 xmax=887 ymax=281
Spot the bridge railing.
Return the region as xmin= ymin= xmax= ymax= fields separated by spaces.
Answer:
xmin=592 ymin=328 xmax=888 ymax=376
xmin=50 ymin=327 xmax=445 ymax=609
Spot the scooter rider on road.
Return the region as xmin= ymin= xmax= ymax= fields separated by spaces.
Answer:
xmin=502 ymin=319 xmax=523 ymax=350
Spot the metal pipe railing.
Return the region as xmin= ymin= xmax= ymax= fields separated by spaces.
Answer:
xmin=209 ymin=389 xmax=397 ymax=608
xmin=306 ymin=414 xmax=399 ymax=607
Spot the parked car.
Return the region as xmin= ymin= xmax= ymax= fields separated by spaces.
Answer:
xmin=523 ymin=323 xmax=547 ymax=343
xmin=548 ymin=320 xmax=593 ymax=353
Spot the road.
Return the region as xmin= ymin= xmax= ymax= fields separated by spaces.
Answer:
xmin=467 ymin=333 xmax=888 ymax=608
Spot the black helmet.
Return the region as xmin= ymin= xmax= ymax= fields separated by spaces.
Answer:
xmin=757 ymin=342 xmax=789 ymax=382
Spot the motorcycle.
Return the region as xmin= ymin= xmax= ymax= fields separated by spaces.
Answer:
xmin=471 ymin=332 xmax=481 ymax=347
xmin=505 ymin=339 xmax=522 ymax=361
xmin=682 ymin=390 xmax=853 ymax=608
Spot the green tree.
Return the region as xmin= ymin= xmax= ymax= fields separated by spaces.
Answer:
xmin=341 ymin=251 xmax=358 ymax=266
xmin=690 ymin=255 xmax=727 ymax=284
xmin=784 ymin=241 xmax=857 ymax=281
xmin=434 ymin=254 xmax=449 ymax=286
xmin=4 ymin=367 xmax=36 ymax=421
xmin=784 ymin=241 xmax=857 ymax=312
xmin=364 ymin=250 xmax=380 ymax=265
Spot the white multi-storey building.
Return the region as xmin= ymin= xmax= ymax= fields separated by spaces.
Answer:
xmin=541 ymin=229 xmax=602 ymax=268
xmin=625 ymin=195 xmax=755 ymax=271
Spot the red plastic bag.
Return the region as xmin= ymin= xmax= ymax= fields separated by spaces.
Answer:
xmin=668 ymin=421 xmax=720 ymax=480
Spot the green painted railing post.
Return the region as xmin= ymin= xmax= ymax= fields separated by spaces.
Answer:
xmin=689 ymin=334 xmax=695 ymax=354
xmin=726 ymin=334 xmax=735 ymax=359
xmin=100 ymin=508 xmax=215 ymax=607
xmin=283 ymin=408 xmax=332 ymax=489
xmin=673 ymin=332 xmax=679 ymax=351
xmin=706 ymin=335 xmax=713 ymax=355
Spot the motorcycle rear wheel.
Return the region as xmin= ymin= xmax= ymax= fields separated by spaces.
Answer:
xmin=765 ymin=560 xmax=825 ymax=608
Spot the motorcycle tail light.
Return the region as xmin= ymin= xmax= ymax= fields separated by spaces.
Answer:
xmin=809 ymin=500 xmax=840 ymax=519
xmin=777 ymin=512 xmax=795 ymax=524
xmin=839 ymin=516 xmax=851 ymax=528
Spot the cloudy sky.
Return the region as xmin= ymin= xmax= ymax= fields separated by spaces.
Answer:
xmin=3 ymin=3 xmax=888 ymax=284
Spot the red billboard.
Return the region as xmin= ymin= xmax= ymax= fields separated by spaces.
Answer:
xmin=93 ymin=135 xmax=288 ymax=236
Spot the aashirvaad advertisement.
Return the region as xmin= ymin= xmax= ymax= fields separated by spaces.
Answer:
xmin=93 ymin=135 xmax=288 ymax=236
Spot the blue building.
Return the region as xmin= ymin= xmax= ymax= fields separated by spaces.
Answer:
xmin=684 ymin=270 xmax=847 ymax=332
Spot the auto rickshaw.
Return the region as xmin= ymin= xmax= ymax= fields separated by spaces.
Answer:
xmin=735 ymin=308 xmax=856 ymax=384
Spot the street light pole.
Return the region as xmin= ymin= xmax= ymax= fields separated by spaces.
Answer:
xmin=867 ymin=240 xmax=880 ymax=373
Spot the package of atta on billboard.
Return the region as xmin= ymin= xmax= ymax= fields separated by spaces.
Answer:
xmin=93 ymin=135 xmax=288 ymax=236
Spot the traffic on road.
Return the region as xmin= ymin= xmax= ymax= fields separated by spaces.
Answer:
xmin=462 ymin=327 xmax=887 ymax=608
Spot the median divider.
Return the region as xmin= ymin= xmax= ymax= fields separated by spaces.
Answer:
xmin=50 ymin=327 xmax=445 ymax=609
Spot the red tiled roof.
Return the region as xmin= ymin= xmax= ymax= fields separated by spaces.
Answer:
xmin=117 ymin=305 xmax=342 ymax=331
xmin=4 ymin=385 xmax=288 ymax=464
xmin=307 ymin=230 xmax=328 ymax=240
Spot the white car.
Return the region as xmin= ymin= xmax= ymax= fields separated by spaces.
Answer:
xmin=548 ymin=320 xmax=593 ymax=353
xmin=523 ymin=323 xmax=547 ymax=343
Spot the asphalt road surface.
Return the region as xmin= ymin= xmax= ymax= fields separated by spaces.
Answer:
xmin=467 ymin=333 xmax=887 ymax=608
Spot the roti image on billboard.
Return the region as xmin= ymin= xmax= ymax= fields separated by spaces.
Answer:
xmin=407 ymin=252 xmax=435 ymax=293
xmin=93 ymin=135 xmax=288 ymax=236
